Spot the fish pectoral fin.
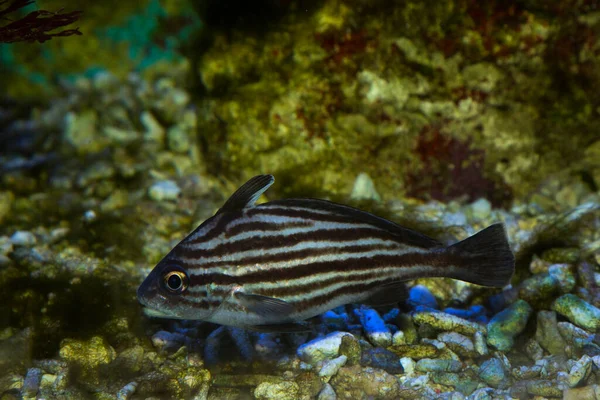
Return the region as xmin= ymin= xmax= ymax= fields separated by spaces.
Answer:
xmin=363 ymin=281 xmax=409 ymax=306
xmin=217 ymin=175 xmax=275 ymax=214
xmin=246 ymin=322 xmax=312 ymax=333
xmin=234 ymin=292 xmax=295 ymax=318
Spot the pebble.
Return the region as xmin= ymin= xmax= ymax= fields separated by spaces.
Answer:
xmin=116 ymin=381 xmax=138 ymax=400
xmin=297 ymin=332 xmax=354 ymax=365
xmin=437 ymin=332 xmax=476 ymax=358
xmin=10 ymin=231 xmax=36 ymax=247
xmin=415 ymin=358 xmax=462 ymax=373
xmin=486 ymin=299 xmax=532 ymax=351
xmin=565 ymin=355 xmax=592 ymax=388
xmin=392 ymin=330 xmax=406 ymax=345
xmin=357 ymin=306 xmax=392 ymax=347
xmin=140 ymin=111 xmax=165 ymax=143
xmin=317 ymin=383 xmax=337 ymax=400
xmin=254 ymin=380 xmax=300 ymax=400
xmin=535 ymin=310 xmax=566 ymax=356
xmin=338 ymin=334 xmax=361 ymax=366
xmin=478 ymin=358 xmax=507 ymax=388
xmin=350 ymin=173 xmax=381 ymax=202
xmin=330 ymin=366 xmax=400 ymax=399
xmin=319 ymin=355 xmax=347 ymax=382
xmin=148 ymin=180 xmax=181 ymax=202
xmin=360 ymin=348 xmax=403 ymax=374
xmin=548 ymin=263 xmax=576 ymax=293
xmin=473 ymin=331 xmax=488 ymax=356
xmin=563 ymin=384 xmax=600 ymax=400
xmin=408 ymin=285 xmax=438 ymax=309
xmin=552 ymin=294 xmax=600 ymax=332
xmin=412 ymin=308 xmax=485 ymax=336
xmin=470 ymin=198 xmax=492 ymax=220
xmin=21 ymin=367 xmax=42 ymax=399
xmin=167 ymin=125 xmax=191 ymax=153
xmin=400 ymin=357 xmax=416 ymax=375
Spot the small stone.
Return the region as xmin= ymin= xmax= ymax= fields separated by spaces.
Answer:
xmin=254 ymin=381 xmax=300 ymax=400
xmin=319 ymin=355 xmax=347 ymax=382
xmin=486 ymin=299 xmax=532 ymax=351
xmin=526 ymin=379 xmax=562 ymax=397
xmin=415 ymin=358 xmax=462 ymax=372
xmin=400 ymin=357 xmax=416 ymax=376
xmin=470 ymin=198 xmax=492 ymax=220
xmin=473 ymin=331 xmax=488 ymax=356
xmin=317 ymin=383 xmax=337 ymax=400
xmin=167 ymin=125 xmax=191 ymax=153
xmin=148 ymin=180 xmax=181 ymax=202
xmin=553 ymin=294 xmax=600 ymax=332
xmin=388 ymin=343 xmax=439 ymax=359
xmin=478 ymin=358 xmax=507 ymax=388
xmin=141 ymin=111 xmax=166 ymax=143
xmin=330 ymin=366 xmax=400 ymax=399
xmin=350 ymin=173 xmax=381 ymax=202
xmin=524 ymin=339 xmax=544 ymax=361
xmin=392 ymin=330 xmax=406 ymax=345
xmin=21 ymin=367 xmax=42 ymax=399
xmin=566 ymin=355 xmax=592 ymax=388
xmin=360 ymin=348 xmax=403 ymax=374
xmin=518 ymin=274 xmax=559 ymax=306
xmin=10 ymin=231 xmax=36 ymax=247
xmin=412 ymin=308 xmax=485 ymax=336
xmin=563 ymin=384 xmax=600 ymax=400
xmin=408 ymin=285 xmax=438 ymax=309
xmin=357 ymin=306 xmax=391 ymax=347
xmin=103 ymin=125 xmax=139 ymax=144
xmin=297 ymin=332 xmax=354 ymax=365
xmin=116 ymin=381 xmax=138 ymax=400
xmin=437 ymin=332 xmax=476 ymax=358
xmin=338 ymin=334 xmax=361 ymax=366
xmin=535 ymin=311 xmax=566 ymax=356
xmin=548 ymin=264 xmax=576 ymax=293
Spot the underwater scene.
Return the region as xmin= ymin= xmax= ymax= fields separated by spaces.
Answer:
xmin=1 ymin=0 xmax=600 ymax=399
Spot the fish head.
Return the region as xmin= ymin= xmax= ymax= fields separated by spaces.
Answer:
xmin=137 ymin=254 xmax=217 ymax=320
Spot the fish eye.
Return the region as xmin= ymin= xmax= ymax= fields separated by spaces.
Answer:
xmin=163 ymin=270 xmax=188 ymax=293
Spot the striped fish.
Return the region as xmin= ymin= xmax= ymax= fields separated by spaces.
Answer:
xmin=137 ymin=175 xmax=514 ymax=332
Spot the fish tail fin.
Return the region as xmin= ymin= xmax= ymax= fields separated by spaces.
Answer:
xmin=446 ymin=223 xmax=515 ymax=287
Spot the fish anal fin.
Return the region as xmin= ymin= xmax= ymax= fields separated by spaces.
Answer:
xmin=363 ymin=281 xmax=409 ymax=306
xmin=218 ymin=175 xmax=275 ymax=214
xmin=234 ymin=292 xmax=295 ymax=318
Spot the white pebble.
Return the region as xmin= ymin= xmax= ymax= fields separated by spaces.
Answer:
xmin=297 ymin=332 xmax=353 ymax=365
xmin=350 ymin=173 xmax=381 ymax=202
xmin=10 ymin=231 xmax=36 ymax=246
xmin=400 ymin=357 xmax=416 ymax=376
xmin=319 ymin=355 xmax=347 ymax=382
xmin=357 ymin=306 xmax=392 ymax=347
xmin=148 ymin=180 xmax=181 ymax=202
xmin=317 ymin=383 xmax=337 ymax=400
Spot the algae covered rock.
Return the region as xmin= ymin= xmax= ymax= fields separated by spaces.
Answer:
xmin=552 ymin=294 xmax=600 ymax=332
xmin=330 ymin=365 xmax=400 ymax=399
xmin=487 ymin=300 xmax=533 ymax=351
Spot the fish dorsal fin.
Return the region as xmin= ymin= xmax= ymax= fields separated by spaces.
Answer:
xmin=217 ymin=175 xmax=275 ymax=214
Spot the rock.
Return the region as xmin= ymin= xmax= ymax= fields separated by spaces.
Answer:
xmin=141 ymin=111 xmax=166 ymax=143
xmin=59 ymin=336 xmax=116 ymax=385
xmin=350 ymin=173 xmax=381 ymax=202
xmin=0 ymin=191 xmax=14 ymax=224
xmin=319 ymin=355 xmax=347 ymax=382
xmin=21 ymin=368 xmax=42 ymax=399
xmin=486 ymin=299 xmax=532 ymax=351
xmin=148 ymin=180 xmax=181 ymax=202
xmin=548 ymin=263 xmax=576 ymax=293
xmin=330 ymin=365 xmax=400 ymax=400
xmin=151 ymin=330 xmax=186 ymax=353
xmin=388 ymin=343 xmax=439 ymax=359
xmin=524 ymin=339 xmax=544 ymax=361
xmin=254 ymin=381 xmax=300 ymax=400
xmin=525 ymin=379 xmax=562 ymax=397
xmin=478 ymin=358 xmax=507 ymax=388
xmin=412 ymin=308 xmax=485 ymax=336
xmin=297 ymin=332 xmax=354 ymax=365
xmin=399 ymin=357 xmax=416 ymax=376
xmin=415 ymin=358 xmax=462 ymax=373
xmin=408 ymin=285 xmax=438 ymax=309
xmin=116 ymin=382 xmax=138 ymax=400
xmin=437 ymin=332 xmax=476 ymax=358
xmin=360 ymin=348 xmax=403 ymax=374
xmin=552 ymin=294 xmax=600 ymax=332
xmin=470 ymin=198 xmax=492 ymax=220
xmin=167 ymin=125 xmax=191 ymax=153
xmin=317 ymin=383 xmax=337 ymax=400
xmin=357 ymin=306 xmax=392 ymax=347
xmin=563 ymin=384 xmax=600 ymax=400
xmin=112 ymin=345 xmax=144 ymax=374
xmin=563 ymin=355 xmax=593 ymax=388
xmin=473 ymin=331 xmax=488 ymax=356
xmin=338 ymin=334 xmax=361 ymax=366
xmin=535 ymin=311 xmax=566 ymax=356
xmin=10 ymin=231 xmax=36 ymax=247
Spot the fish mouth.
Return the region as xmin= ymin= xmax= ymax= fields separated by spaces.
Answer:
xmin=140 ymin=306 xmax=179 ymax=319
